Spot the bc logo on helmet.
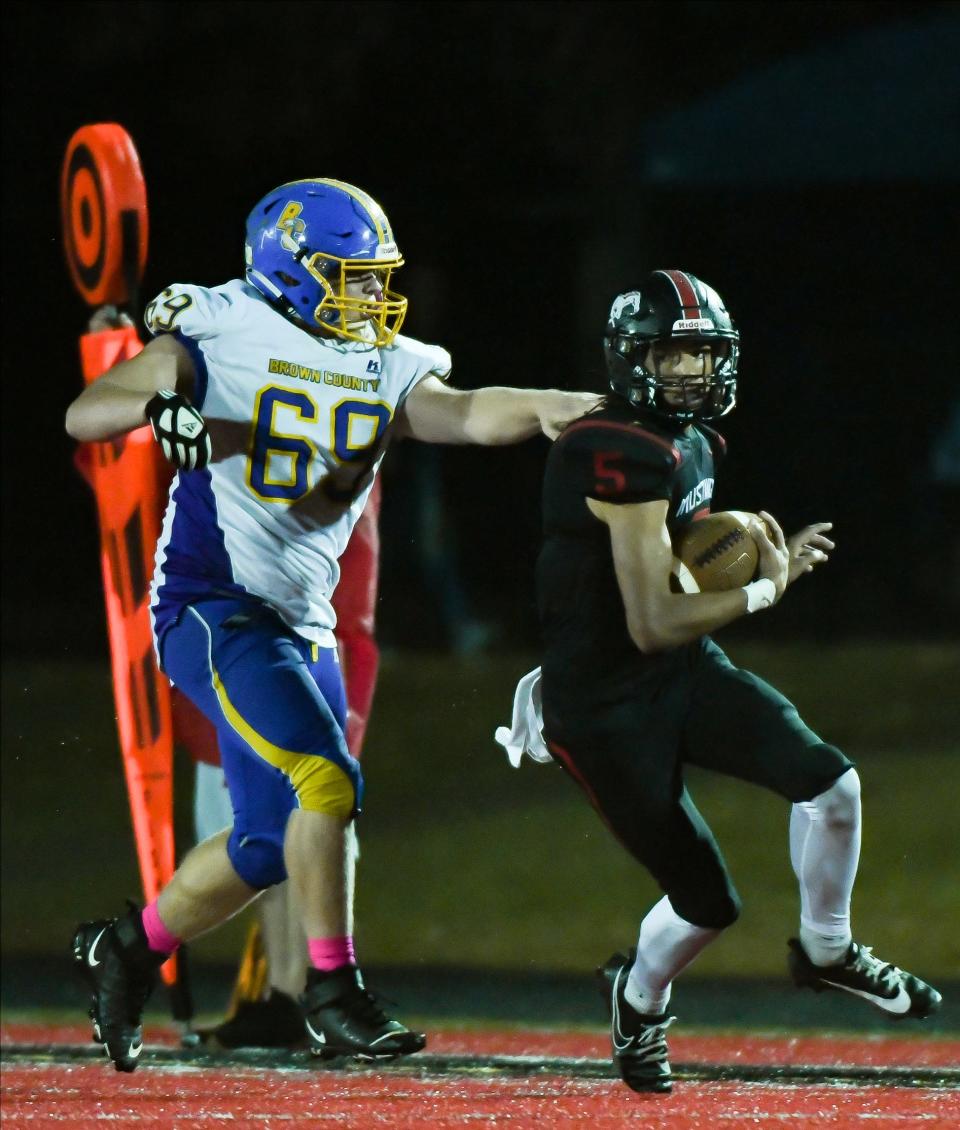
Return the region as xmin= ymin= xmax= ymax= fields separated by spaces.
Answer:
xmin=276 ymin=201 xmax=306 ymax=252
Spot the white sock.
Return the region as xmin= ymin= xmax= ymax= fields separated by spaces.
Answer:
xmin=625 ymin=896 xmax=721 ymax=1015
xmin=790 ymin=768 xmax=861 ymax=966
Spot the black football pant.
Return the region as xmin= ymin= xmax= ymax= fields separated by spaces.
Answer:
xmin=543 ymin=638 xmax=853 ymax=930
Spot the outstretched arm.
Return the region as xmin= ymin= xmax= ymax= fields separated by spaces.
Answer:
xmin=396 ymin=376 xmax=600 ymax=445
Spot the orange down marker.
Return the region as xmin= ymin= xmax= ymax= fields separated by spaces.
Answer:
xmin=62 ymin=125 xmax=187 ymax=1015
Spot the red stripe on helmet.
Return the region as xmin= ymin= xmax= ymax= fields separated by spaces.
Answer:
xmin=660 ymin=269 xmax=701 ymax=315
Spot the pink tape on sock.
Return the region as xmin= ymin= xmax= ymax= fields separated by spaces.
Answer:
xmin=141 ymin=901 xmax=181 ymax=956
xmin=307 ymin=935 xmax=356 ymax=972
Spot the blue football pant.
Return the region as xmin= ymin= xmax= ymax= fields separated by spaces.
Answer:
xmin=159 ymin=596 xmax=362 ymax=890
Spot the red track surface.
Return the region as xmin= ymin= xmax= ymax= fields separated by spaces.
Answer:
xmin=3 ymin=1023 xmax=958 ymax=1128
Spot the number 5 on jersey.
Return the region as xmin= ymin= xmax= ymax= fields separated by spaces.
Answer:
xmin=594 ymin=450 xmax=627 ymax=495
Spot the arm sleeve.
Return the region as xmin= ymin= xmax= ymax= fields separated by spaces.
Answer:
xmin=557 ymin=421 xmax=679 ymax=504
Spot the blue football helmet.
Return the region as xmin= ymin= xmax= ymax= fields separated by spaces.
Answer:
xmin=244 ymin=178 xmax=407 ymax=346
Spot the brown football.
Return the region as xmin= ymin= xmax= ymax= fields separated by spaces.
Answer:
xmin=673 ymin=511 xmax=765 ymax=593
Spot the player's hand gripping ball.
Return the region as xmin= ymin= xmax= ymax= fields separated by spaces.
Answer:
xmin=145 ymin=389 xmax=212 ymax=470
xmin=672 ymin=511 xmax=769 ymax=593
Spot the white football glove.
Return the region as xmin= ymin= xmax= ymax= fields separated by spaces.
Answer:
xmin=145 ymin=389 xmax=212 ymax=470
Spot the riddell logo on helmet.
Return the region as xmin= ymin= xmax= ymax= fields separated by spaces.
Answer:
xmin=673 ymin=318 xmax=715 ymax=331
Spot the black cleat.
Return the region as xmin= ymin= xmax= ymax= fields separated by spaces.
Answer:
xmin=597 ymin=952 xmax=674 ymax=1094
xmin=196 ymin=990 xmax=307 ymax=1050
xmin=788 ymin=938 xmax=942 ymax=1020
xmin=300 ymin=965 xmax=426 ymax=1062
xmin=72 ymin=909 xmax=163 ymax=1072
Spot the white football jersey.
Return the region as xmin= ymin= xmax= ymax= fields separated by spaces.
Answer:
xmin=147 ymin=279 xmax=451 ymax=646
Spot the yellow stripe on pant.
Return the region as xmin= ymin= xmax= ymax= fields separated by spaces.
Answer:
xmin=212 ymin=665 xmax=355 ymax=819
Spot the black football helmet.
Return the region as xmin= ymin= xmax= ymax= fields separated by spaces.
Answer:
xmin=604 ymin=270 xmax=739 ymax=422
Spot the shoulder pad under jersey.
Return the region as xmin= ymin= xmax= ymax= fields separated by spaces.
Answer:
xmin=144 ymin=281 xmax=236 ymax=340
xmin=554 ymin=414 xmax=681 ymax=504
xmin=389 ymin=333 xmax=452 ymax=379
xmin=386 ymin=333 xmax=453 ymax=403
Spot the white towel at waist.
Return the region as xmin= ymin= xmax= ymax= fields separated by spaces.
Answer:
xmin=494 ymin=666 xmax=553 ymax=768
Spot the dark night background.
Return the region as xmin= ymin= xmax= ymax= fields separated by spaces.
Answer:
xmin=2 ymin=0 xmax=958 ymax=658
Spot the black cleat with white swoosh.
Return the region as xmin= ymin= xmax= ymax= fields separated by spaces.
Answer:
xmin=71 ymin=908 xmax=164 ymax=1072
xmin=788 ymin=938 xmax=942 ymax=1019
xmin=597 ymin=952 xmax=674 ymax=1094
xmin=300 ymin=965 xmax=426 ymax=1061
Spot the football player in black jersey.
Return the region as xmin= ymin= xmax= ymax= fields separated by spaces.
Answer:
xmin=535 ymin=270 xmax=942 ymax=1094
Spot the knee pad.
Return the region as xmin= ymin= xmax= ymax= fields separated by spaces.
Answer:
xmin=803 ymin=767 xmax=861 ymax=831
xmin=227 ymin=827 xmax=288 ymax=890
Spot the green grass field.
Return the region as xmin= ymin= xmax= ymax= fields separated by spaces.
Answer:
xmin=3 ymin=643 xmax=958 ymax=979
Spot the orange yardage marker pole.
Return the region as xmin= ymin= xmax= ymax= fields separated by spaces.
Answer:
xmin=62 ymin=125 xmax=188 ymax=1016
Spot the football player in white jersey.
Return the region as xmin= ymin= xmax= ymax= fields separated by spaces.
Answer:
xmin=67 ymin=178 xmax=600 ymax=1072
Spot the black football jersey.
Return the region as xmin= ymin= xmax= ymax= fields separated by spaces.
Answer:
xmin=536 ymin=399 xmax=726 ymax=709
